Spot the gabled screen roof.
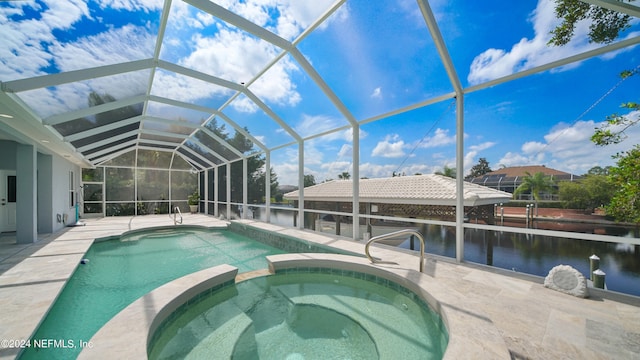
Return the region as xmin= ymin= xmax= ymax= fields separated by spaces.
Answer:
xmin=1 ymin=1 xmax=639 ymax=179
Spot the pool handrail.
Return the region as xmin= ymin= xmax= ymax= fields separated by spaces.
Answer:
xmin=173 ymin=206 xmax=183 ymax=225
xmin=365 ymin=229 xmax=425 ymax=272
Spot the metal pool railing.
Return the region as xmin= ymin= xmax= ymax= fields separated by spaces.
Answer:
xmin=365 ymin=229 xmax=425 ymax=272
xmin=173 ymin=206 xmax=183 ymax=225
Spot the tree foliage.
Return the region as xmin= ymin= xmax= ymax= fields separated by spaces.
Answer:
xmin=466 ymin=157 xmax=492 ymax=180
xmin=435 ymin=165 xmax=456 ymax=178
xmin=606 ymin=146 xmax=640 ymax=223
xmin=586 ymin=165 xmax=611 ymax=175
xmin=558 ymin=175 xmax=613 ymax=211
xmin=195 ymin=119 xmax=277 ymax=204
xmin=304 ymin=174 xmax=316 ymax=187
xmin=338 ymin=171 xmax=351 ymax=180
xmin=549 ymin=0 xmax=639 ymax=223
xmin=591 ymin=70 xmax=640 ymax=146
xmin=548 ymin=0 xmax=633 ymax=46
xmin=513 ymin=172 xmax=555 ymax=202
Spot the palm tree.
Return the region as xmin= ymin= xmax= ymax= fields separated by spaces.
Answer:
xmin=435 ymin=166 xmax=456 ymax=178
xmin=338 ymin=171 xmax=351 ymax=180
xmin=514 ymin=171 xmax=555 ymax=215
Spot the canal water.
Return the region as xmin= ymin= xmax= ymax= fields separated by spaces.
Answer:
xmin=248 ymin=207 xmax=640 ymax=297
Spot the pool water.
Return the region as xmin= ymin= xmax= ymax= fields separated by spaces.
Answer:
xmin=20 ymin=228 xmax=286 ymax=360
xmin=149 ymin=272 xmax=448 ymax=360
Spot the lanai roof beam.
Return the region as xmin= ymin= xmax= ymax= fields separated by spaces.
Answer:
xmin=43 ymin=95 xmax=147 ymax=126
xmin=76 ymin=130 xmax=140 ymax=153
xmin=1 ymin=59 xmax=154 ymax=93
xmin=63 ymin=115 xmax=143 ymax=142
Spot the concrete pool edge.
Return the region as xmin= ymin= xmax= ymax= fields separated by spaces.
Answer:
xmin=77 ymin=264 xmax=238 ymax=359
xmin=79 ymin=253 xmax=510 ymax=359
xmin=92 ymin=224 xmax=228 ymax=243
xmin=267 ymin=253 xmax=511 ymax=359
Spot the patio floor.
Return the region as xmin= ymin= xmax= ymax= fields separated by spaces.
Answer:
xmin=1 ymin=214 xmax=639 ymax=359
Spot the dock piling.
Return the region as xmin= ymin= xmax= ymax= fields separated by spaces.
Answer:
xmin=589 ymin=254 xmax=600 ymax=281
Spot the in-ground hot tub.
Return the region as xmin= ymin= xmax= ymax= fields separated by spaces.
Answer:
xmin=79 ymin=252 xmax=511 ymax=359
xmin=147 ymin=267 xmax=448 ymax=359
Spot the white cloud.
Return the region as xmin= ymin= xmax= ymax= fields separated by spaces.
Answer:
xmin=320 ymin=161 xmax=352 ymax=178
xmin=179 ymin=29 xmax=301 ymax=112
xmin=97 ymin=0 xmax=163 ymax=12
xmin=372 ymin=134 xmax=406 ymax=158
xmin=418 ymin=128 xmax=456 ymax=148
xmin=343 ymin=126 xmax=368 ymax=141
xmin=521 ymin=141 xmax=547 ymax=155
xmin=272 ymin=162 xmax=300 ymax=185
xmin=151 ymin=70 xmax=231 ymax=104
xmin=19 ymin=68 xmax=149 ymax=118
xmin=338 ymin=144 xmax=352 ymax=157
xmin=272 ymin=158 xmax=352 ymax=184
xmin=50 ymin=24 xmax=156 ymax=72
xmin=211 ymin=0 xmax=340 ymax=40
xmin=464 ymin=141 xmax=496 ymax=172
xmin=195 ymin=11 xmax=216 ymax=27
xmin=497 ymin=114 xmax=640 ymax=174
xmin=249 ymin=56 xmax=301 ymax=108
xmin=468 ymin=141 xmax=496 ymax=152
xmin=371 ymin=87 xmax=382 ymax=99
xmin=182 ymin=29 xmax=273 ymax=83
xmin=254 ymin=135 xmax=267 ymax=145
xmin=40 ymin=0 xmax=91 ymax=30
xmin=0 ymin=0 xmax=91 ymax=80
xmin=357 ymin=162 xmax=438 ymax=178
xmin=295 ymin=114 xmax=341 ymax=138
xmin=358 ymin=163 xmax=398 ymax=178
xmin=467 ymin=0 xmax=631 ymax=85
xmin=294 ymin=114 xmax=366 ymax=142
xmin=10 ymin=24 xmax=155 ymax=118
xmin=498 ymin=151 xmax=538 ymax=168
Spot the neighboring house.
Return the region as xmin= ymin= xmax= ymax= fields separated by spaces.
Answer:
xmin=469 ymin=165 xmax=581 ymax=201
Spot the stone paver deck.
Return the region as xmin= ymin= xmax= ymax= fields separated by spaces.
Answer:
xmin=1 ymin=215 xmax=639 ymax=359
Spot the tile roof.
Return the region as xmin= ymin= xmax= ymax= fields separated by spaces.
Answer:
xmin=480 ymin=165 xmax=574 ymax=178
xmin=284 ymin=174 xmax=512 ymax=206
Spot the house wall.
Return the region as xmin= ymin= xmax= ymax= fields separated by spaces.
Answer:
xmin=37 ymin=153 xmax=53 ymax=233
xmin=1 ymin=140 xmax=81 ymax=234
xmin=0 ymin=140 xmax=17 ymax=170
xmin=50 ymin=154 xmax=81 ymax=232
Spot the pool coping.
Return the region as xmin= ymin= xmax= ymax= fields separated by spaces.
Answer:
xmin=0 ymin=214 xmax=227 ymax=360
xmin=79 ymin=253 xmax=510 ymax=359
xmin=268 ymin=253 xmax=510 ymax=359
xmin=77 ymin=264 xmax=239 ymax=359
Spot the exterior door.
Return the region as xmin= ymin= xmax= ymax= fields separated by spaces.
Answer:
xmin=0 ymin=170 xmax=17 ymax=232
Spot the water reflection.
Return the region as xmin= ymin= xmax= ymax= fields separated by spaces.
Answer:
xmin=249 ymin=207 xmax=640 ymax=297
xmin=401 ymin=225 xmax=640 ymax=297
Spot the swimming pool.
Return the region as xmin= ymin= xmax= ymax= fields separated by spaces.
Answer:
xmin=148 ymin=269 xmax=448 ymax=359
xmin=20 ymin=227 xmax=287 ymax=360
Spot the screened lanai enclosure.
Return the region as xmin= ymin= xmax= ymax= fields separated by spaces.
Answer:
xmin=1 ymin=1 xmax=639 ymax=264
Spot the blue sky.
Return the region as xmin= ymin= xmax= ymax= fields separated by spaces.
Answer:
xmin=1 ymin=0 xmax=639 ymax=185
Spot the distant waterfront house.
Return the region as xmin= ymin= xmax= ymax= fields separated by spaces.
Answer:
xmin=469 ymin=165 xmax=582 ymax=201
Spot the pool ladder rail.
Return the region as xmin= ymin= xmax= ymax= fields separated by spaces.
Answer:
xmin=173 ymin=206 xmax=183 ymax=225
xmin=365 ymin=229 xmax=425 ymax=273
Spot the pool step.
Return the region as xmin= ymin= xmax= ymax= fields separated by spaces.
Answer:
xmin=150 ymin=297 xmax=254 ymax=360
xmin=277 ymin=286 xmax=443 ymax=359
xmin=184 ymin=311 xmax=254 ymax=359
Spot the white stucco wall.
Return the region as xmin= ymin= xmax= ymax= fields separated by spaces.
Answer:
xmin=50 ymin=155 xmax=82 ymax=232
